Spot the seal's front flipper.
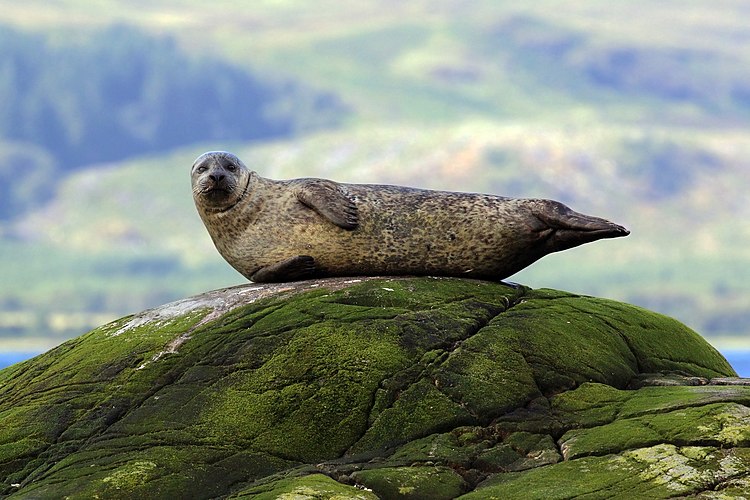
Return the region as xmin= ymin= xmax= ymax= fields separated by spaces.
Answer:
xmin=296 ymin=180 xmax=359 ymax=230
xmin=250 ymin=255 xmax=317 ymax=283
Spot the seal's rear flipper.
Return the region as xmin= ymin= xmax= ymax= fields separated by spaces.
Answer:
xmin=297 ymin=179 xmax=359 ymax=230
xmin=250 ymin=255 xmax=317 ymax=283
xmin=534 ymin=200 xmax=629 ymax=252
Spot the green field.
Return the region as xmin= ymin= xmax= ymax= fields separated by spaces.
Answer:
xmin=0 ymin=1 xmax=748 ymax=350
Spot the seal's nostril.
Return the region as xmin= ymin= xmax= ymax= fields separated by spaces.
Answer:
xmin=210 ymin=173 xmax=226 ymax=183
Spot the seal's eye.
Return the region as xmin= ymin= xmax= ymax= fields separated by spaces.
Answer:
xmin=196 ymin=166 xmax=208 ymax=173
xmin=226 ymin=164 xmax=237 ymax=172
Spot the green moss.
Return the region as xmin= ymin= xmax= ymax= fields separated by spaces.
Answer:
xmin=233 ymin=473 xmax=379 ymax=499
xmin=352 ymin=466 xmax=467 ymax=500
xmin=462 ymin=446 xmax=750 ymax=499
xmin=324 ymin=277 xmax=522 ymax=313
xmin=561 ymin=401 xmax=750 ymax=459
xmin=381 ymin=426 xmax=561 ymax=478
xmin=618 ymin=385 xmax=750 ymax=417
xmin=607 ymin=301 xmax=736 ymax=378
xmin=350 ymin=379 xmax=474 ymax=455
xmin=197 ymin=320 xmax=411 ymax=461
xmin=0 ymin=278 xmax=742 ymax=498
xmin=100 ymin=460 xmax=158 ymax=489
xmin=388 ymin=428 xmax=484 ymax=467
xmin=550 ymin=382 xmax=631 ymax=426
xmin=507 ymin=290 xmax=735 ymax=388
xmin=487 ymin=291 xmax=641 ymax=393
xmin=432 ymin=330 xmax=540 ymax=419
xmin=15 ymin=447 xmax=298 ymax=499
xmin=477 ymin=432 xmax=561 ymax=472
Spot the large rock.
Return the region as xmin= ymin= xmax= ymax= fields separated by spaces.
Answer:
xmin=0 ymin=277 xmax=746 ymax=499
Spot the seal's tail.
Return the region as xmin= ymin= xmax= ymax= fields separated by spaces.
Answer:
xmin=533 ymin=200 xmax=630 ymax=252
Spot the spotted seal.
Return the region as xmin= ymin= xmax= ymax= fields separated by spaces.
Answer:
xmin=191 ymin=151 xmax=629 ymax=282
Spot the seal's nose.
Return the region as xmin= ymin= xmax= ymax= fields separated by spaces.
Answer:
xmin=210 ymin=173 xmax=225 ymax=183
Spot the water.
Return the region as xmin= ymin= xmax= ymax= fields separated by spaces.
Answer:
xmin=722 ymin=350 xmax=750 ymax=378
xmin=2 ymin=350 xmax=750 ymax=376
xmin=0 ymin=352 xmax=42 ymax=370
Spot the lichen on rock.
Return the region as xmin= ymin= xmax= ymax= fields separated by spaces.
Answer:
xmin=0 ymin=277 xmax=746 ymax=499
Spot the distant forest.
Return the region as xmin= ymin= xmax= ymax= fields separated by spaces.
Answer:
xmin=0 ymin=25 xmax=347 ymax=219
xmin=493 ymin=15 xmax=750 ymax=111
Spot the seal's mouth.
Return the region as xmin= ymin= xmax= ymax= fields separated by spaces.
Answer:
xmin=196 ymin=185 xmax=234 ymax=206
xmin=200 ymin=183 xmax=233 ymax=197
xmin=194 ymin=173 xmax=249 ymax=213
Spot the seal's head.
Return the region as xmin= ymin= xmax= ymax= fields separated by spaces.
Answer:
xmin=191 ymin=151 xmax=251 ymax=212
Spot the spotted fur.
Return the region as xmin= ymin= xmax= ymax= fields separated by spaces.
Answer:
xmin=191 ymin=151 xmax=629 ymax=283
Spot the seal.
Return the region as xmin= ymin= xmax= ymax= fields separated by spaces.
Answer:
xmin=191 ymin=151 xmax=629 ymax=283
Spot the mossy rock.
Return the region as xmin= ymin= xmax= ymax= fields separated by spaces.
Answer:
xmin=0 ymin=277 xmax=746 ymax=499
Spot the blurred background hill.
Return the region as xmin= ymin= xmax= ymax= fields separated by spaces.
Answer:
xmin=0 ymin=1 xmax=748 ymax=372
